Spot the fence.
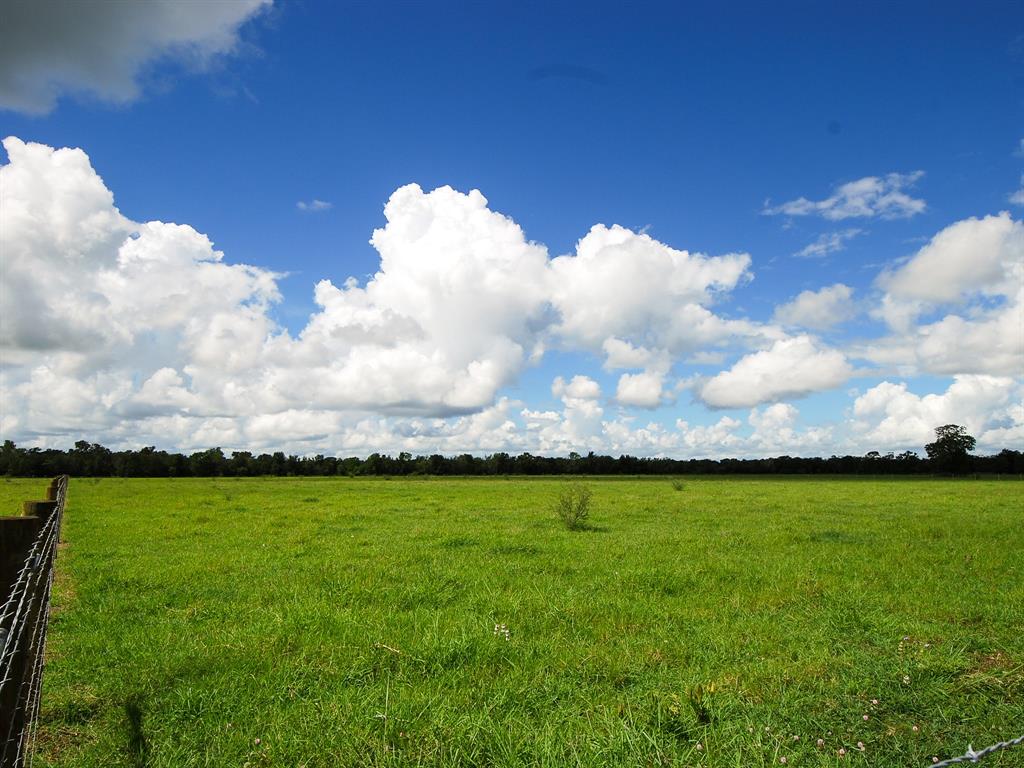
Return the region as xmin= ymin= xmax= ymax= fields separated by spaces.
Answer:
xmin=0 ymin=476 xmax=67 ymax=768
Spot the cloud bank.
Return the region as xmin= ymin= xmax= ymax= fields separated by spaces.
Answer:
xmin=1 ymin=137 xmax=1020 ymax=457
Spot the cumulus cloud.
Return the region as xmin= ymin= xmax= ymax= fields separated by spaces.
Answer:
xmin=879 ymin=212 xmax=1022 ymax=304
xmin=0 ymin=0 xmax=270 ymax=114
xmin=522 ymin=391 xmax=832 ymax=459
xmin=297 ymin=199 xmax=333 ymax=212
xmin=793 ymin=228 xmax=862 ymax=258
xmin=552 ymin=375 xmax=601 ymax=401
xmin=851 ymin=376 xmax=1023 ymax=452
xmin=615 ymin=370 xmax=669 ymax=409
xmin=764 ymin=172 xmax=925 ymax=220
xmin=861 ymin=297 xmax=1024 ymax=378
xmin=697 ymin=336 xmax=853 ymax=409
xmin=773 ymin=284 xmax=856 ymax=330
xmin=865 ymin=212 xmax=1024 ymax=377
xmin=545 ymin=375 xmax=605 ymax=444
xmin=0 ymin=137 xmax=279 ymax=363
xmin=249 ymin=183 xmax=555 ymax=415
xmin=1009 ymin=176 xmax=1024 ymax=206
xmin=749 ymin=402 xmax=797 ymax=433
xmin=602 ymin=338 xmax=661 ymax=370
xmin=549 ymin=224 xmax=765 ymax=360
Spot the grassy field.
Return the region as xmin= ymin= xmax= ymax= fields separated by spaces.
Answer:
xmin=2 ymin=476 xmax=1022 ymax=767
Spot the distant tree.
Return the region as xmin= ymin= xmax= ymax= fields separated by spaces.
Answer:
xmin=189 ymin=447 xmax=226 ymax=476
xmin=925 ymin=424 xmax=976 ymax=475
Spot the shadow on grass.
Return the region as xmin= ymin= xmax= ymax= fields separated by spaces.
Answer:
xmin=570 ymin=524 xmax=611 ymax=534
xmin=124 ymin=696 xmax=149 ymax=768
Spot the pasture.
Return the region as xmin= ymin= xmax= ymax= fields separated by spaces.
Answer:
xmin=2 ymin=476 xmax=1022 ymax=767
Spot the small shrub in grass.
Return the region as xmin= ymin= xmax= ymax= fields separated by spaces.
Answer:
xmin=687 ymin=684 xmax=713 ymax=724
xmin=555 ymin=482 xmax=592 ymax=531
xmin=671 ymin=479 xmax=685 ymax=491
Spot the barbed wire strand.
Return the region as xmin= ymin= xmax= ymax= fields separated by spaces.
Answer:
xmin=0 ymin=513 xmax=59 ymax=662
xmin=24 ymin=481 xmax=64 ymax=767
xmin=0 ymin=532 xmax=52 ymax=690
xmin=0 ymin=550 xmax=49 ymax=765
xmin=0 ymin=482 xmax=63 ymax=654
xmin=8 ymin=563 xmax=51 ymax=766
xmin=0 ymin=510 xmax=60 ymax=640
xmin=0 ymin=533 xmax=55 ymax=764
xmin=928 ymin=733 xmax=1024 ymax=767
xmin=0 ymin=520 xmax=58 ymax=696
xmin=21 ymin=524 xmax=60 ymax=767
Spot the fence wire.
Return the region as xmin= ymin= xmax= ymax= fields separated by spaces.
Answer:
xmin=928 ymin=734 xmax=1024 ymax=767
xmin=0 ymin=476 xmax=66 ymax=768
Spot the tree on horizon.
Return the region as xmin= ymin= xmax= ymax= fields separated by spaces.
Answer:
xmin=925 ymin=424 xmax=976 ymax=475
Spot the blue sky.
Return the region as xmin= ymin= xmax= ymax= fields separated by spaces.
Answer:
xmin=1 ymin=0 xmax=1022 ymax=457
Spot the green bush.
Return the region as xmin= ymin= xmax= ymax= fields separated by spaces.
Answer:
xmin=555 ymin=482 xmax=592 ymax=531
xmin=671 ymin=479 xmax=685 ymax=491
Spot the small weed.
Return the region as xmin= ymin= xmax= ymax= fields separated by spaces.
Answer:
xmin=687 ymin=683 xmax=713 ymax=725
xmin=671 ymin=479 xmax=685 ymax=491
xmin=653 ymin=693 xmax=690 ymax=740
xmin=555 ymin=482 xmax=592 ymax=531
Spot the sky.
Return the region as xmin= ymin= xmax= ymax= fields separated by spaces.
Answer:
xmin=0 ymin=0 xmax=1022 ymax=459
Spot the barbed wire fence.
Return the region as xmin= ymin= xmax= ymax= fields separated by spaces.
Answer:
xmin=928 ymin=734 xmax=1024 ymax=767
xmin=0 ymin=476 xmax=67 ymax=768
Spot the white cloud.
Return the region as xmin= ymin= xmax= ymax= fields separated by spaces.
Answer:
xmin=260 ymin=183 xmax=555 ymax=415
xmin=794 ymin=228 xmax=862 ymax=258
xmin=864 ymin=212 xmax=1024 ymax=378
xmin=1010 ymin=176 xmax=1024 ymax=206
xmin=878 ymin=212 xmax=1022 ymax=305
xmin=851 ymin=376 xmax=1022 ymax=452
xmin=748 ymin=402 xmax=798 ymax=432
xmin=697 ymin=336 xmax=853 ymax=408
xmin=745 ymin=402 xmax=834 ymax=455
xmin=764 ymin=172 xmax=925 ymax=220
xmin=552 ymin=375 xmax=601 ymax=401
xmin=0 ymin=137 xmax=279 ymax=363
xmin=297 ymin=199 xmax=333 ymax=212
xmin=0 ymin=0 xmax=270 ymax=114
xmin=615 ymin=370 xmax=668 ymax=409
xmin=861 ymin=294 xmax=1024 ymax=378
xmin=544 ymin=376 xmax=604 ymax=445
xmin=549 ymin=224 xmax=768 ymax=362
xmin=773 ymin=284 xmax=856 ymax=330
xmin=673 ymin=416 xmax=744 ymax=454
xmin=601 ymin=338 xmax=660 ymax=370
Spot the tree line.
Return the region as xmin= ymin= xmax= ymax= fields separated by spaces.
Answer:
xmin=1 ymin=436 xmax=1021 ymax=478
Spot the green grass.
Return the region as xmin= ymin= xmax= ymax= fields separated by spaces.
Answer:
xmin=2 ymin=476 xmax=1022 ymax=767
